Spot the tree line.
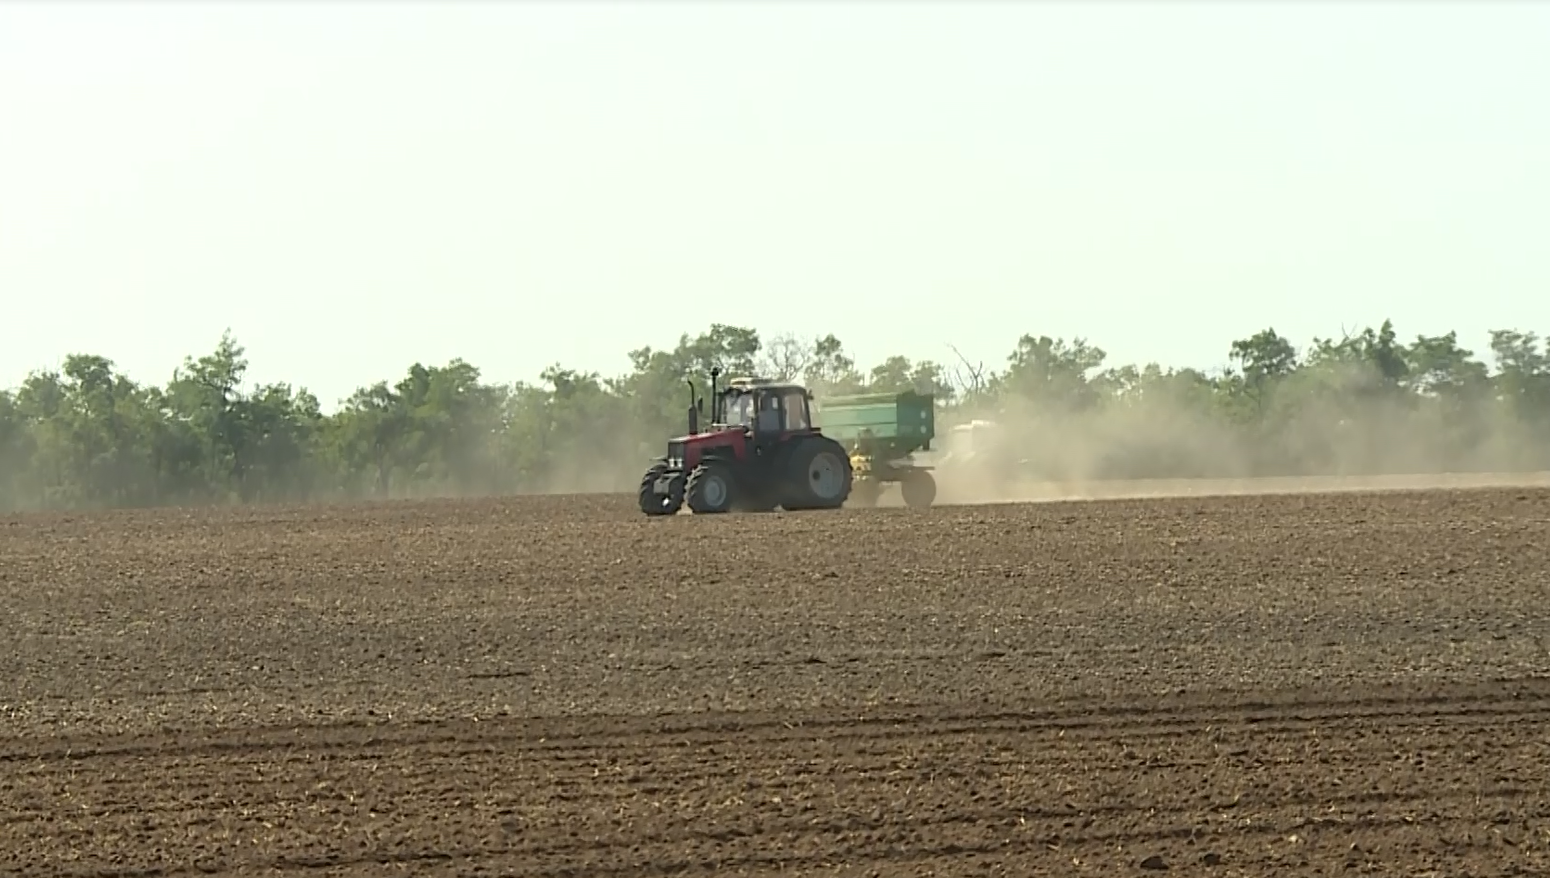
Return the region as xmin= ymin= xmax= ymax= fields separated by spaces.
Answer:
xmin=2 ymin=320 xmax=1548 ymax=512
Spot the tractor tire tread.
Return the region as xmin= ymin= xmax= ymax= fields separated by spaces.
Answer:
xmin=638 ymin=463 xmax=684 ymax=516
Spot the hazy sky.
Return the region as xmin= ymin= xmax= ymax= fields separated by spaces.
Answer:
xmin=2 ymin=0 xmax=1546 ymax=407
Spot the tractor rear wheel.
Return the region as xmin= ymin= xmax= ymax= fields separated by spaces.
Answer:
xmin=900 ymin=469 xmax=937 ymax=509
xmin=638 ymin=463 xmax=685 ymax=516
xmin=781 ymin=437 xmax=852 ymax=510
xmin=686 ymin=463 xmax=735 ymax=514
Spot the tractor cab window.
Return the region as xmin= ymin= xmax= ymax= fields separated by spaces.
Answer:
xmin=754 ymin=391 xmax=782 ymax=433
xmin=782 ymin=389 xmax=810 ymax=430
xmin=723 ymin=392 xmax=752 ymax=427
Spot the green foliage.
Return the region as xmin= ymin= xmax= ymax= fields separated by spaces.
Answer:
xmin=3 ymin=320 xmax=1549 ymax=512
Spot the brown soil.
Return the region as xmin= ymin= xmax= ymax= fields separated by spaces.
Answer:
xmin=937 ymin=469 xmax=1550 ymax=505
xmin=2 ymin=487 xmax=1548 ymax=876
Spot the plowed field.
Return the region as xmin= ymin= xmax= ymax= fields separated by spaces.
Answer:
xmin=2 ymin=486 xmax=1549 ymax=876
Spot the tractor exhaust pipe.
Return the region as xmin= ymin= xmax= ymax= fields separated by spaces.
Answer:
xmin=710 ymin=367 xmax=721 ymax=424
xmin=686 ymin=379 xmax=700 ymax=435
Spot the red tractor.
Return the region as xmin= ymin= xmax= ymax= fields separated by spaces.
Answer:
xmin=638 ymin=369 xmax=854 ymax=515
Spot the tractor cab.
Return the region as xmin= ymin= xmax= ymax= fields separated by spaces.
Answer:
xmin=718 ymin=377 xmax=813 ymax=435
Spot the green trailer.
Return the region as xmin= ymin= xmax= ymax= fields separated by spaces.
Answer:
xmin=814 ymin=390 xmax=938 ymax=508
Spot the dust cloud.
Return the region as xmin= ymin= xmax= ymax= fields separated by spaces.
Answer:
xmin=926 ymin=394 xmax=1550 ymax=506
xmin=533 ymin=454 xmax=649 ymax=496
xmin=494 ymin=389 xmax=1550 ymax=505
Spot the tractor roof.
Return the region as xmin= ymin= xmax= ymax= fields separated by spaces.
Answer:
xmin=724 ymin=377 xmax=809 ymax=393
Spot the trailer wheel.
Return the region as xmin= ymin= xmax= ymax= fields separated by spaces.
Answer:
xmin=686 ymin=463 xmax=735 ymax=514
xmin=900 ymin=469 xmax=937 ymax=509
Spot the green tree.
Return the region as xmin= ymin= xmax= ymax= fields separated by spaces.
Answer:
xmin=4 ymin=319 xmax=1550 ymax=512
xmin=998 ymin=335 xmax=1107 ymax=410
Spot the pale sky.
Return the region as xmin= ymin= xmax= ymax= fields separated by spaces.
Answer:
xmin=2 ymin=0 xmax=1545 ymax=407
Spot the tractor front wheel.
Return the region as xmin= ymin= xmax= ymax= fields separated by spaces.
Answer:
xmin=686 ymin=463 xmax=735 ymax=514
xmin=638 ymin=463 xmax=685 ymax=516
